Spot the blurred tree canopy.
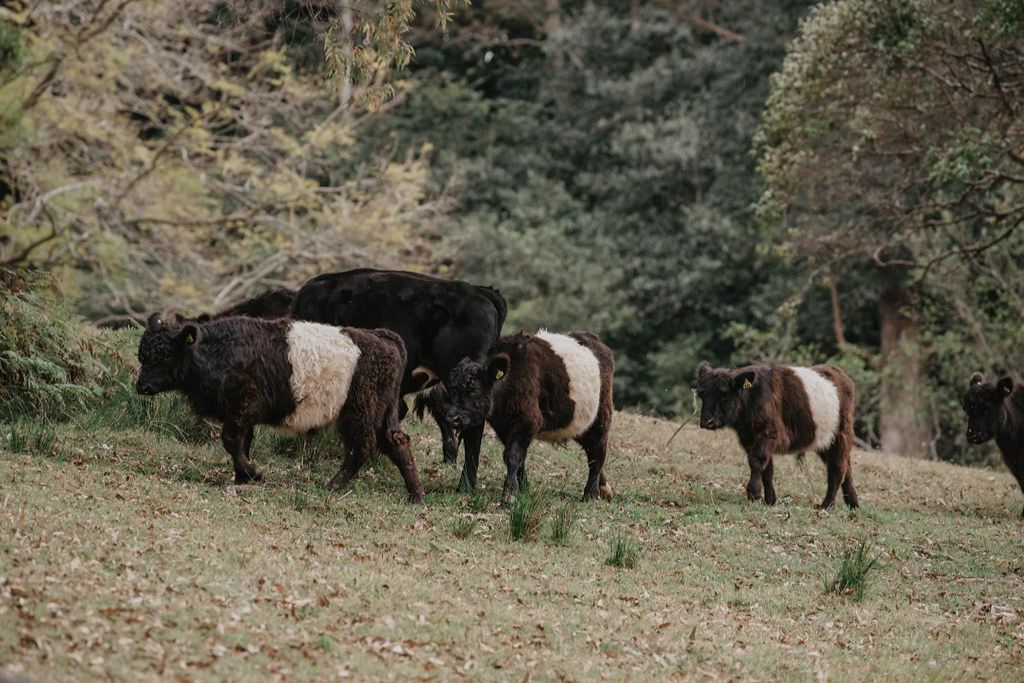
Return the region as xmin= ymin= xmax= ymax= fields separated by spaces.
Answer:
xmin=4 ymin=0 xmax=1021 ymax=464
xmin=362 ymin=0 xmax=818 ymax=413
xmin=0 ymin=0 xmax=458 ymax=321
xmin=755 ymin=0 xmax=1024 ymax=457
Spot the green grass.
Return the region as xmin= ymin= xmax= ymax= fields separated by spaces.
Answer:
xmin=605 ymin=532 xmax=640 ymax=569
xmin=507 ymin=489 xmax=550 ymax=541
xmin=2 ymin=403 xmax=1024 ymax=681
xmin=824 ymin=540 xmax=880 ymax=602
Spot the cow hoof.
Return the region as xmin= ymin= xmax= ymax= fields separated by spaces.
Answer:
xmin=407 ymin=491 xmax=425 ymax=505
xmin=235 ymin=466 xmax=262 ymax=484
xmin=326 ymin=472 xmax=354 ymax=491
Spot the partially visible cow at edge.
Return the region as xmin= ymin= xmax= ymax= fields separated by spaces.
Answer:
xmin=136 ymin=313 xmax=424 ymax=503
xmin=696 ymin=361 xmax=859 ymax=510
xmin=290 ymin=268 xmax=507 ymax=490
xmin=962 ymin=372 xmax=1024 ymax=518
xmin=444 ymin=330 xmax=615 ymax=504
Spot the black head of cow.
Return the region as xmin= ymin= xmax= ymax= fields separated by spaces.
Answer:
xmin=445 ymin=354 xmax=510 ymax=430
xmin=136 ymin=313 xmax=198 ymax=396
xmin=962 ymin=372 xmax=1014 ymax=444
xmin=696 ymin=361 xmax=759 ymax=431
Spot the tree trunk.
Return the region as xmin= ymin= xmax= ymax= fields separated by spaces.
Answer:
xmin=878 ymin=284 xmax=930 ymax=457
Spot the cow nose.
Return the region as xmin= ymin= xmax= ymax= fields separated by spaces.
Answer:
xmin=449 ymin=414 xmax=464 ymax=429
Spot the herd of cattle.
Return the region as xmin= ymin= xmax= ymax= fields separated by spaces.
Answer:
xmin=135 ymin=268 xmax=1024 ymax=517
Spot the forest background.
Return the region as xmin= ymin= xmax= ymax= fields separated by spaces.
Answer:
xmin=2 ymin=0 xmax=1023 ymax=465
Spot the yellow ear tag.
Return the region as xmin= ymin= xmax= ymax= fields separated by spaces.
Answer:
xmin=495 ymin=370 xmax=504 ymax=379
xmin=1005 ymin=384 xmax=1012 ymax=394
xmin=186 ymin=334 xmax=194 ymax=344
xmin=743 ymin=378 xmax=752 ymax=389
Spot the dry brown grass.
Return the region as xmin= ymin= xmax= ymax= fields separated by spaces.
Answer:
xmin=1 ymin=408 xmax=1022 ymax=681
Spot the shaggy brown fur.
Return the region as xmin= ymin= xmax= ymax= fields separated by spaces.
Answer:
xmin=446 ymin=331 xmax=615 ymax=504
xmin=290 ymin=268 xmax=507 ymax=479
xmin=696 ymin=362 xmax=858 ymax=510
xmin=136 ymin=314 xmax=423 ymax=503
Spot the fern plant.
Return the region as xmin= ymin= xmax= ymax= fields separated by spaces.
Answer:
xmin=0 ymin=269 xmax=127 ymax=422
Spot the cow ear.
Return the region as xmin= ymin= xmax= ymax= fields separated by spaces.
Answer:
xmin=488 ymin=354 xmax=510 ymax=382
xmin=178 ymin=324 xmax=198 ymax=346
xmin=697 ymin=361 xmax=711 ymax=379
xmin=997 ymin=377 xmax=1014 ymax=396
xmin=736 ymin=370 xmax=756 ymax=390
xmin=969 ymin=372 xmax=985 ymax=387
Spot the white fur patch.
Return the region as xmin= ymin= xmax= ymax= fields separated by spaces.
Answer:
xmin=275 ymin=322 xmax=361 ymax=435
xmin=535 ymin=331 xmax=602 ymax=442
xmin=790 ymin=366 xmax=841 ymax=452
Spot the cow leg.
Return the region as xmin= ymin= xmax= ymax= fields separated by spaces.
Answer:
xmin=439 ymin=421 xmax=460 ymax=465
xmin=840 ymin=463 xmax=860 ymax=508
xmin=222 ymin=421 xmax=261 ymax=484
xmin=761 ymin=458 xmax=777 ymax=506
xmin=745 ymin=445 xmax=769 ymax=503
xmin=328 ymin=426 xmax=375 ymax=492
xmin=378 ymin=427 xmax=424 ymax=504
xmin=457 ymin=423 xmax=485 ymax=492
xmin=501 ymin=439 xmax=530 ymax=506
xmin=428 ymin=387 xmax=459 ymax=464
xmin=577 ymin=429 xmax=609 ymax=502
xmin=817 ymin=448 xmax=844 ymax=510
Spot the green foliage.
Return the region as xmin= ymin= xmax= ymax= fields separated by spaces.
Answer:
xmin=1 ymin=0 xmax=447 ymax=320
xmin=507 ymin=489 xmax=550 ymax=542
xmin=450 ymin=516 xmax=477 ymax=539
xmin=0 ymin=269 xmax=128 ymax=422
xmin=754 ymin=0 xmax=1024 ymax=459
xmin=548 ymin=501 xmax=576 ymax=544
xmin=378 ymin=1 xmax=814 ymax=410
xmin=605 ymin=532 xmax=639 ymax=569
xmin=823 ymin=540 xmax=880 ymax=602
xmin=0 ymin=19 xmax=22 ymax=74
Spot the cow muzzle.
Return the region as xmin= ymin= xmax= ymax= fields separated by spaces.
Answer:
xmin=966 ymin=429 xmax=987 ymax=444
xmin=136 ymin=379 xmax=158 ymax=396
xmin=699 ymin=417 xmax=720 ymax=430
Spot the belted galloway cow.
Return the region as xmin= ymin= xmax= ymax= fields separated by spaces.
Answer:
xmin=290 ymin=268 xmax=507 ymax=490
xmin=445 ymin=330 xmax=615 ymax=504
xmin=136 ymin=313 xmax=424 ymax=503
xmin=696 ymin=361 xmax=859 ymax=510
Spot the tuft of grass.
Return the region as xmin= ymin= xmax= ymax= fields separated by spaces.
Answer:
xmin=507 ymin=490 xmax=550 ymax=542
xmin=549 ymin=502 xmax=576 ymax=543
xmin=605 ymin=532 xmax=640 ymax=569
xmin=823 ymin=540 xmax=879 ymax=602
xmin=450 ymin=516 xmax=477 ymax=539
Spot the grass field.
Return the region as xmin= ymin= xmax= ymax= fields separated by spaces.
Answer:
xmin=2 ymin=390 xmax=1023 ymax=681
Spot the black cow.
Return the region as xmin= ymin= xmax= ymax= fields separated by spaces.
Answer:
xmin=136 ymin=314 xmax=424 ymax=503
xmin=697 ymin=362 xmax=859 ymax=510
xmin=963 ymin=372 xmax=1024 ymax=518
xmin=290 ymin=268 xmax=507 ymax=490
xmin=182 ymin=288 xmax=296 ymax=323
xmin=445 ymin=330 xmax=615 ymax=504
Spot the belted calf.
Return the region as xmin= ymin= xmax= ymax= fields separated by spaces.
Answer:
xmin=445 ymin=330 xmax=615 ymax=504
xmin=136 ymin=314 xmax=424 ymax=503
xmin=962 ymin=373 xmax=1024 ymax=518
xmin=696 ymin=362 xmax=859 ymax=510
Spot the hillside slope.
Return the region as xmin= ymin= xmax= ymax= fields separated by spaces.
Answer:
xmin=1 ymin=408 xmax=1021 ymax=681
